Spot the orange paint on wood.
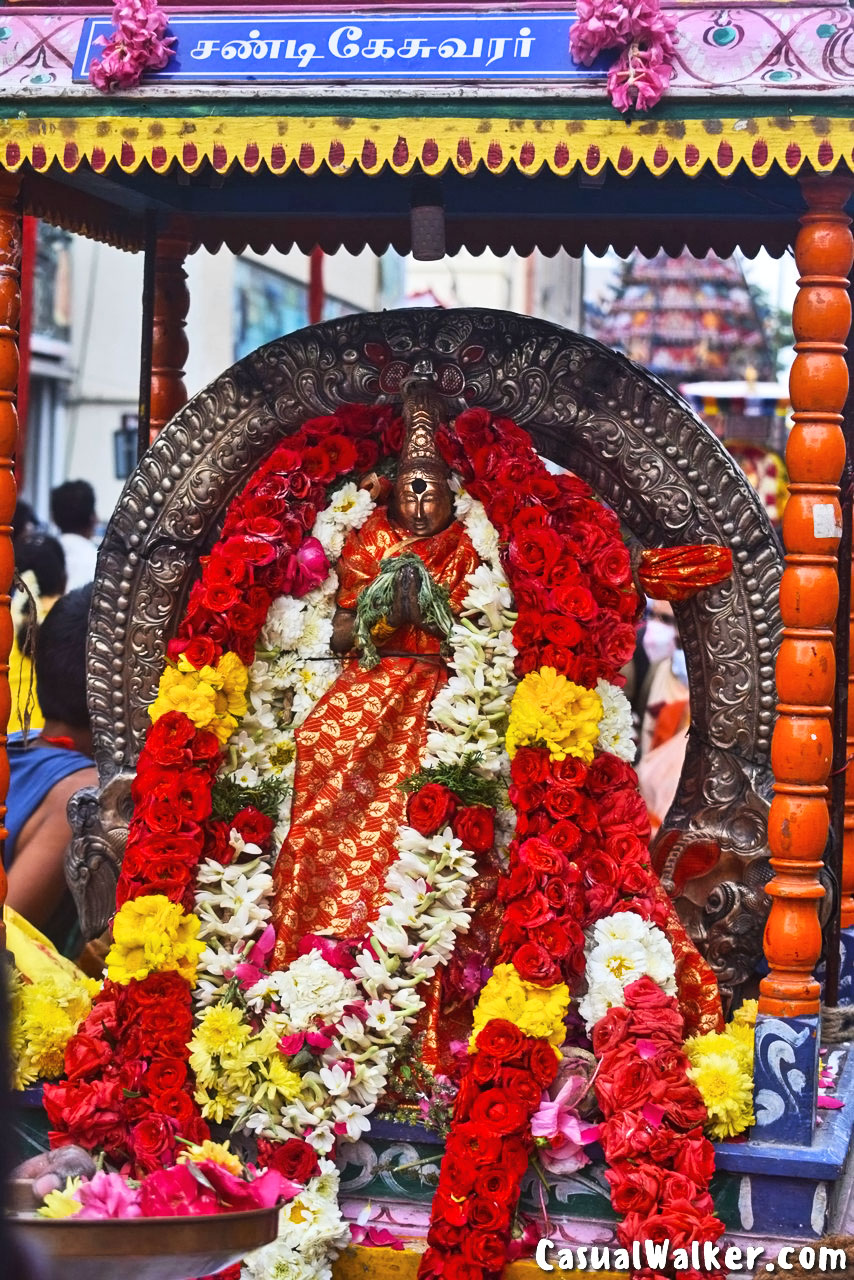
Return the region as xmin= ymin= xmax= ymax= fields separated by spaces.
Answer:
xmin=760 ymin=176 xmax=854 ymax=1017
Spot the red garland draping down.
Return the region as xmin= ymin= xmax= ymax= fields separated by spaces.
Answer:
xmin=420 ymin=410 xmax=724 ymax=1280
xmin=45 ymin=403 xmax=401 ymax=1172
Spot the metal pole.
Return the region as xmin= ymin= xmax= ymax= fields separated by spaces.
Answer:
xmin=137 ymin=211 xmax=157 ymax=461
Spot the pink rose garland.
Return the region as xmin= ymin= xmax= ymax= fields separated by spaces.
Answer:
xmin=90 ymin=0 xmax=175 ymax=91
xmin=571 ymin=0 xmax=677 ymax=113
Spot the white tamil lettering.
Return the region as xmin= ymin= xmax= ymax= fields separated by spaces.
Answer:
xmin=190 ymin=39 xmax=219 ymax=59
xmin=362 ymin=37 xmax=395 ymax=59
xmin=328 ymin=25 xmax=361 ymax=58
xmin=398 ymin=37 xmax=433 ymax=58
xmin=514 ymin=26 xmax=535 ymax=56
xmin=486 ymin=36 xmax=511 ymax=64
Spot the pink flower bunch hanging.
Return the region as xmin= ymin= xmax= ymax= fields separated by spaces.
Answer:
xmin=570 ymin=0 xmax=677 ymax=113
xmin=90 ymin=0 xmax=176 ymax=92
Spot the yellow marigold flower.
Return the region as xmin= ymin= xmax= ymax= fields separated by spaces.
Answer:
xmin=685 ymin=1030 xmax=752 ymax=1074
xmin=180 ymin=1139 xmax=242 ymax=1175
xmin=253 ymin=1054 xmax=303 ymax=1104
xmin=196 ymin=1084 xmax=240 ymax=1125
xmin=506 ymin=666 xmax=603 ymax=763
xmin=732 ymin=998 xmax=758 ymax=1027
xmin=106 ymin=895 xmax=204 ymax=986
xmin=151 ymin=651 xmax=248 ymax=745
xmin=38 ymin=1178 xmax=83 ymax=1219
xmin=192 ymin=1003 xmax=252 ymax=1057
xmin=470 ymin=963 xmax=569 ymax=1048
xmin=689 ymin=1052 xmax=755 ymax=1141
xmin=726 ymin=1020 xmax=755 ymax=1066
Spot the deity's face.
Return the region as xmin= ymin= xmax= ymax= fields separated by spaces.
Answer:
xmin=391 ymin=471 xmax=454 ymax=537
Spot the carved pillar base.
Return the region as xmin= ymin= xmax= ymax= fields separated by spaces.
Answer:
xmin=752 ymin=1013 xmax=821 ymax=1145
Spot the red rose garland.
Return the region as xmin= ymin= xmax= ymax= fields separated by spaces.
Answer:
xmin=420 ymin=411 xmax=724 ymax=1278
xmin=46 ymin=404 xmax=401 ymax=1172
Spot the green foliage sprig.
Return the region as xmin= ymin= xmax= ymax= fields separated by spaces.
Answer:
xmin=211 ymin=774 xmax=291 ymax=823
xmin=399 ymin=750 xmax=505 ymax=810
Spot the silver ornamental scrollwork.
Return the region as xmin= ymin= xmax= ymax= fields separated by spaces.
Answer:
xmin=76 ymin=309 xmax=781 ymax=1002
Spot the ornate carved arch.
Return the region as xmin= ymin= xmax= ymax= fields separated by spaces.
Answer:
xmin=71 ymin=308 xmax=782 ymax=1002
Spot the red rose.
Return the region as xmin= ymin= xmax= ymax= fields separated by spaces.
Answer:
xmin=528 ymin=1040 xmax=560 ymax=1087
xmin=497 ymin=1066 xmax=542 ymax=1110
xmin=532 ymin=920 xmax=573 ymax=958
xmin=474 ymin=1019 xmax=525 ymax=1062
xmin=131 ymin=1113 xmax=179 ymax=1173
xmin=474 ymin=1167 xmax=518 ymax=1206
xmin=202 ymin=819 xmax=234 ymax=865
xmin=472 ymin=1053 xmax=502 ymax=1085
xmin=543 ymin=784 xmax=586 ymax=822
xmin=542 ymin=613 xmax=583 ymax=648
xmin=592 ymin=1005 xmax=632 ymax=1057
xmin=660 ymin=1170 xmax=712 ymax=1210
xmin=516 ymin=838 xmax=568 ymax=877
xmin=452 ymin=804 xmax=495 ymax=854
xmin=64 ymin=1033 xmax=113 ymax=1082
xmin=587 ymin=756 xmax=638 ymax=794
xmin=598 ymin=1111 xmax=652 ymax=1162
xmin=260 ymin=1137 xmax=321 ymax=1184
xmin=510 ymin=747 xmax=550 ymax=786
xmin=599 ymin=789 xmax=651 ymax=836
xmin=153 ymin=1087 xmax=199 ymax=1129
xmin=143 ymin=712 xmax=197 ymax=765
xmin=596 ymin=1048 xmax=655 ymax=1117
xmin=502 ymin=892 xmax=552 ymax=929
xmin=498 ymin=862 xmax=536 ymax=902
xmin=548 ymin=819 xmax=583 ymax=854
xmin=509 ymin=524 xmax=562 ymax=579
xmin=462 ymin=1229 xmax=507 ymax=1270
xmin=406 ymin=783 xmax=457 ymax=836
xmin=500 ymin=1135 xmax=532 ymax=1180
xmin=672 ymin=1132 xmax=716 ymax=1184
xmin=452 ymin=1122 xmax=503 ymax=1166
xmin=232 ymin=805 xmax=275 ymax=850
xmin=645 ymin=1124 xmax=683 ymax=1165
xmin=606 ymin=1161 xmax=662 ymax=1216
xmin=512 ymin=942 xmax=561 ymax=986
xmin=470 ymin=1089 xmax=528 ymax=1135
xmin=550 ymin=583 xmax=597 ymax=620
xmin=620 ymin=862 xmax=654 ymax=898
xmin=662 ymin=1083 xmax=708 ymax=1131
xmin=507 ymin=780 xmax=547 ymax=813
xmin=468 ymin=1198 xmax=510 ymax=1232
xmin=144 ymin=1059 xmax=188 ymax=1094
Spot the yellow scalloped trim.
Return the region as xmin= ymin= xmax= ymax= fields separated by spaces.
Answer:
xmin=0 ymin=113 xmax=852 ymax=177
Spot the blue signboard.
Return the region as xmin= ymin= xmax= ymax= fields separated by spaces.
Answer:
xmin=73 ymin=12 xmax=608 ymax=84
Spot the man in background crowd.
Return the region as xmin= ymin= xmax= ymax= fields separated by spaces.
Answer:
xmin=50 ymin=480 xmax=98 ymax=590
xmin=4 ymin=585 xmax=96 ymax=955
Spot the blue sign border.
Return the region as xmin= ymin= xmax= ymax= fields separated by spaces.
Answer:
xmin=73 ymin=12 xmax=607 ymax=84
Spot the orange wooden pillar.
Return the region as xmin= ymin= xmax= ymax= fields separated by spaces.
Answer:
xmin=149 ymin=231 xmax=190 ymax=443
xmin=843 ymin=550 xmax=854 ymax=941
xmin=755 ymin=176 xmax=853 ymax=1144
xmin=0 ymin=175 xmax=21 ymax=951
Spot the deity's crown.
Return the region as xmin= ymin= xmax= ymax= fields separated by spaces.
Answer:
xmin=397 ymin=382 xmax=451 ymax=485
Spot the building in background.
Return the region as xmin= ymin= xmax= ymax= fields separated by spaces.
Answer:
xmin=586 ymin=249 xmax=775 ymax=387
xmin=19 ymin=236 xmax=582 ymax=519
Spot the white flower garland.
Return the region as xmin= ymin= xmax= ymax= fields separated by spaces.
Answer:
xmin=184 ymin=483 xmax=516 ymax=1279
xmin=577 ymin=910 xmax=677 ymax=1031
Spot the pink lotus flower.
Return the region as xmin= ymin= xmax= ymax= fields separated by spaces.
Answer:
xmin=138 ymin=1164 xmax=220 ymax=1217
xmin=608 ymin=41 xmax=674 ymax=113
xmin=350 ymin=1223 xmax=404 ymax=1250
xmin=196 ymin=1160 xmax=299 ymax=1209
xmin=298 ymin=934 xmax=356 ymax=975
xmin=77 ymin=1170 xmax=142 ymax=1219
xmin=293 ymin=538 xmax=330 ymax=595
xmin=531 ymin=1072 xmax=599 ymax=1176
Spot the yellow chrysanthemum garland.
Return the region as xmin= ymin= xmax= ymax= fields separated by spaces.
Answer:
xmin=8 ymin=967 xmax=99 ymax=1089
xmin=188 ymin=1006 xmax=303 ymax=1124
xmin=506 ymin=666 xmax=603 ymax=763
xmin=469 ymin=963 xmax=570 ymax=1049
xmin=685 ymin=1000 xmax=756 ymax=1140
xmin=106 ymin=894 xmax=204 ymax=986
xmin=149 ymin=650 xmax=249 ymax=745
